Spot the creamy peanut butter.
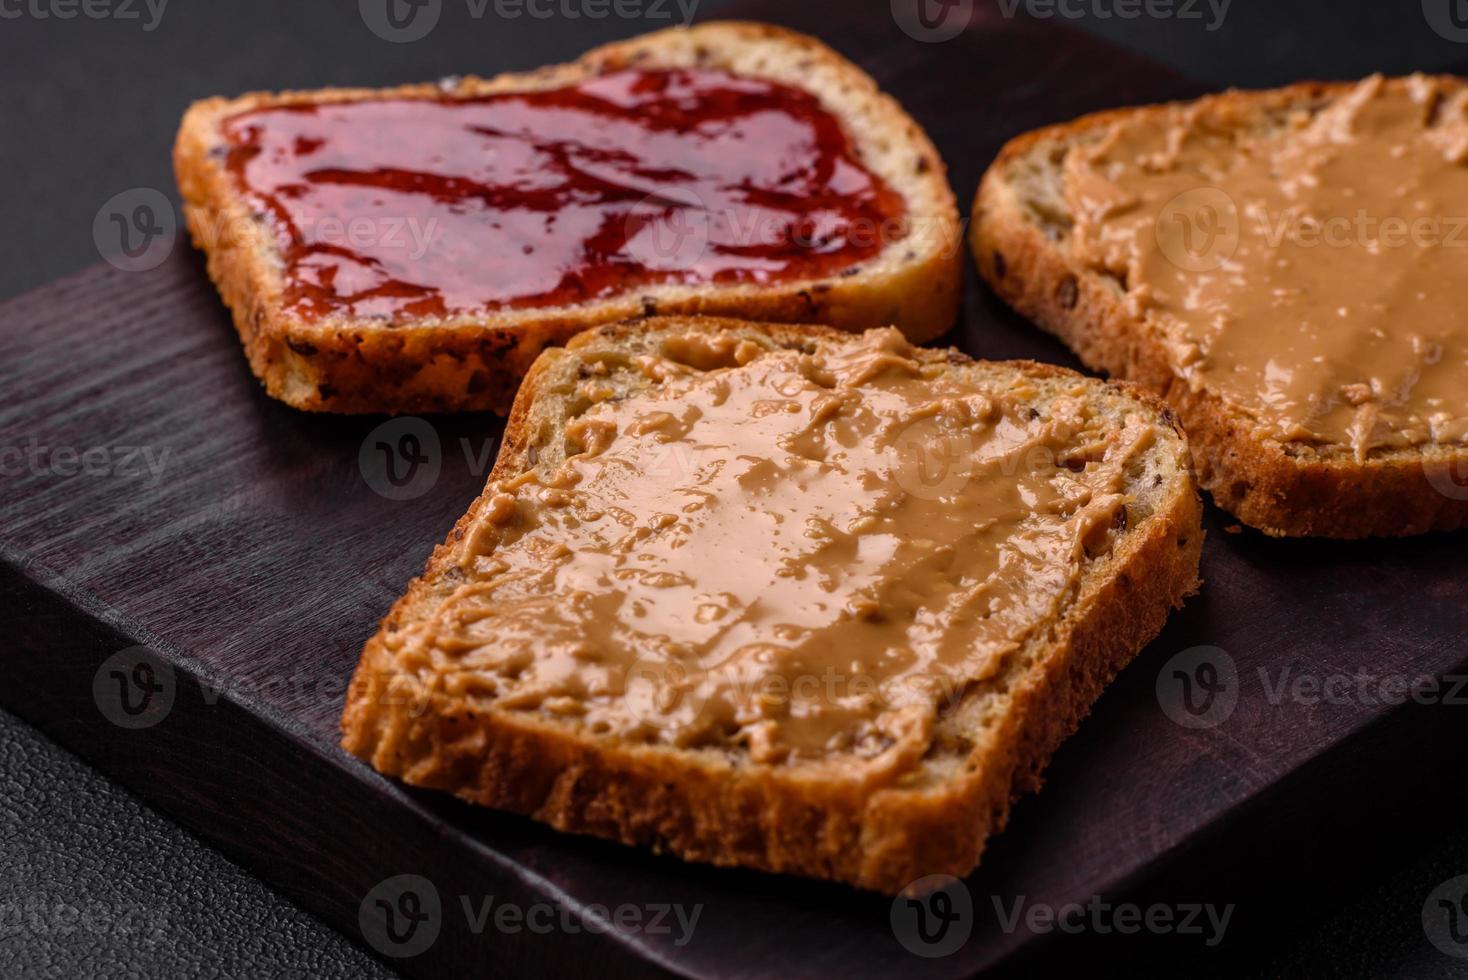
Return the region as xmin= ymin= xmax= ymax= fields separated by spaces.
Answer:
xmin=1063 ymin=74 xmax=1468 ymax=459
xmin=386 ymin=329 xmax=1154 ymax=770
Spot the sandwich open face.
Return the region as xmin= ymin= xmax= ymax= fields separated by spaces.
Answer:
xmin=341 ymin=316 xmax=1202 ymax=893
xmin=174 ymin=22 xmax=961 ymax=414
xmin=974 ymin=74 xmax=1468 ymax=538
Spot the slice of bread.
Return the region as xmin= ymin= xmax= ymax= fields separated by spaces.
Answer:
xmin=973 ymin=77 xmax=1468 ymax=538
xmin=340 ymin=315 xmax=1202 ymax=894
xmin=174 ymin=22 xmax=960 ymax=415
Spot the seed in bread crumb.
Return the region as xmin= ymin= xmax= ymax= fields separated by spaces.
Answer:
xmin=1057 ymin=275 xmax=1078 ymax=309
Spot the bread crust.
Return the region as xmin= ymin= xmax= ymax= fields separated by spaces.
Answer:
xmin=174 ymin=21 xmax=962 ymax=414
xmin=340 ymin=315 xmax=1203 ymax=894
xmin=972 ymin=78 xmax=1468 ymax=538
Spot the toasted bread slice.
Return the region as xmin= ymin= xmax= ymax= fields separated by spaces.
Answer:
xmin=340 ymin=315 xmax=1202 ymax=894
xmin=973 ymin=76 xmax=1468 ymax=538
xmin=174 ymin=22 xmax=960 ymax=415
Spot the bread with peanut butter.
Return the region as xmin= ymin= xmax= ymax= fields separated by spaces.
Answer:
xmin=173 ymin=21 xmax=960 ymax=414
xmin=974 ymin=74 xmax=1468 ymax=537
xmin=340 ymin=315 xmax=1202 ymax=894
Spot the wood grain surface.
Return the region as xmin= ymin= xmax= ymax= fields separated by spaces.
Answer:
xmin=3 ymin=3 xmax=1467 ymax=976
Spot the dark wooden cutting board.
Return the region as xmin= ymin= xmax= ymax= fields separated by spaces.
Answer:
xmin=5 ymin=3 xmax=1467 ymax=976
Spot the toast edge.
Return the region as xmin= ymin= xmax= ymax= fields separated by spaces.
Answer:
xmin=970 ymin=84 xmax=1468 ymax=538
xmin=172 ymin=21 xmax=962 ymax=415
xmin=339 ymin=317 xmax=1204 ymax=895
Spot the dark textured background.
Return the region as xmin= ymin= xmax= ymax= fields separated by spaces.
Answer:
xmin=3 ymin=1 xmax=1468 ymax=977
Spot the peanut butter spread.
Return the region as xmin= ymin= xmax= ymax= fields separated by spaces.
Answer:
xmin=387 ymin=329 xmax=1156 ymax=769
xmin=1062 ymin=74 xmax=1468 ymax=459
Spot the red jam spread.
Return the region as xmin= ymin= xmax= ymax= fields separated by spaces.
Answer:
xmin=221 ymin=68 xmax=907 ymax=321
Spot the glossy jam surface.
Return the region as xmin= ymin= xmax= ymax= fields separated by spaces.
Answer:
xmin=222 ymin=69 xmax=906 ymax=321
